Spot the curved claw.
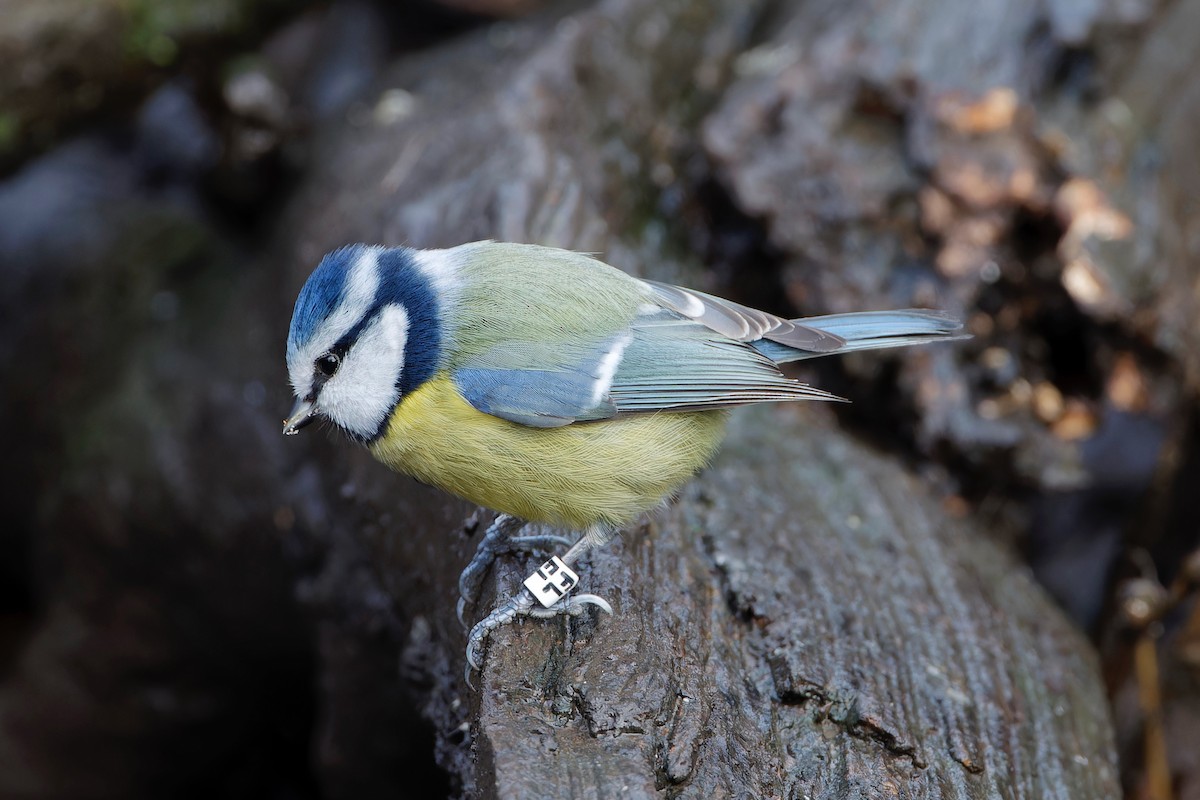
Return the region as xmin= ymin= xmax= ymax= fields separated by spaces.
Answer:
xmin=458 ymin=548 xmax=499 ymax=603
xmin=527 ymin=593 xmax=614 ymax=619
xmin=457 ymin=572 xmax=475 ymax=603
xmin=573 ymin=593 xmax=614 ymax=615
xmin=456 ymin=596 xmax=468 ymax=630
xmin=464 ymin=591 xmax=617 ymax=687
xmin=465 ymin=591 xmax=536 ymax=674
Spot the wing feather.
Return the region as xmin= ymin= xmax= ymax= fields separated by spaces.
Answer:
xmin=453 ymin=337 xmax=624 ymax=427
xmin=452 ymin=278 xmax=932 ymax=427
xmin=452 ymin=306 xmax=845 ymax=426
xmin=644 ymin=280 xmax=846 ymax=353
xmin=606 ymin=309 xmax=845 ymax=412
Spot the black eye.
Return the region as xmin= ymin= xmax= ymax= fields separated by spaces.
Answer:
xmin=315 ymin=353 xmax=340 ymax=377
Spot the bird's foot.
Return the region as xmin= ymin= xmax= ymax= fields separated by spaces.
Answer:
xmin=464 ymin=587 xmax=613 ymax=686
xmin=457 ymin=514 xmax=573 ymax=626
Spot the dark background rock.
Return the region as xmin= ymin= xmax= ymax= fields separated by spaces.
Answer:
xmin=3 ymin=0 xmax=1197 ymax=797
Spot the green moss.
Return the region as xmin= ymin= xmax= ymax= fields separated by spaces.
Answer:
xmin=121 ymin=0 xmax=307 ymax=64
xmin=0 ymin=112 xmax=20 ymax=154
xmin=123 ymin=0 xmax=242 ymax=44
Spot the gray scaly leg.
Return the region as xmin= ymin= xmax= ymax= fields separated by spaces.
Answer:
xmin=463 ymin=524 xmax=617 ymax=684
xmin=456 ymin=514 xmax=573 ymax=626
xmin=559 ymin=525 xmax=618 ymax=566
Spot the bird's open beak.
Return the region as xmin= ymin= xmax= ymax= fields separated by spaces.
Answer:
xmin=283 ymin=397 xmax=319 ymax=435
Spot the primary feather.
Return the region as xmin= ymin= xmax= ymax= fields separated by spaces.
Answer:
xmin=752 ymin=309 xmax=964 ymax=363
xmin=644 ymin=280 xmax=846 ymax=352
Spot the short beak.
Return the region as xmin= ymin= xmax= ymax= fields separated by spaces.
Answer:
xmin=283 ymin=397 xmax=319 ymax=435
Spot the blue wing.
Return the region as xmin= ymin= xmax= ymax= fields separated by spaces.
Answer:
xmin=605 ymin=309 xmax=844 ymax=412
xmin=452 ymin=307 xmax=842 ymax=427
xmin=452 ymin=338 xmax=623 ymax=428
xmin=452 ymin=280 xmax=962 ymax=427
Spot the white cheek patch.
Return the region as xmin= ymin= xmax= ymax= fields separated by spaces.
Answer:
xmin=317 ymin=304 xmax=410 ymax=440
xmin=287 ymin=246 xmax=384 ymax=398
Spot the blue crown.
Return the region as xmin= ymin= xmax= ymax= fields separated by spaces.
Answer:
xmin=287 ymin=244 xmax=364 ymax=356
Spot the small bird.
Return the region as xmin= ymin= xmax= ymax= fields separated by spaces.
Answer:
xmin=283 ymin=241 xmax=962 ymax=674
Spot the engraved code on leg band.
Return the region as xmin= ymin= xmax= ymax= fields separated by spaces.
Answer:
xmin=523 ymin=556 xmax=579 ymax=608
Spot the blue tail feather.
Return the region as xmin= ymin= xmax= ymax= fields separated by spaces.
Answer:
xmin=752 ymin=309 xmax=965 ymax=364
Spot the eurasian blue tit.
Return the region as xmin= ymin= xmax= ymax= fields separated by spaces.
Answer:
xmin=283 ymin=240 xmax=963 ymax=671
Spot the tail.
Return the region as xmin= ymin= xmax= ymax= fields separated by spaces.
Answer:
xmin=752 ymin=309 xmax=967 ymax=364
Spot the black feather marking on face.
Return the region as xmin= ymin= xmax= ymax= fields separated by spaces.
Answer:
xmin=377 ymin=249 xmax=441 ymax=398
xmin=330 ymin=247 xmax=442 ymax=441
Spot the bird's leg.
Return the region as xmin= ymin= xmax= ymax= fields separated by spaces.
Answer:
xmin=456 ymin=514 xmax=574 ymax=625
xmin=464 ymin=524 xmax=616 ymax=683
xmin=559 ymin=525 xmax=618 ymax=567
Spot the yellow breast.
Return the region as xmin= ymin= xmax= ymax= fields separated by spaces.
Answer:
xmin=369 ymin=374 xmax=727 ymax=530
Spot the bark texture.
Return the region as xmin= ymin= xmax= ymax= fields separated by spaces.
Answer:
xmin=466 ymin=411 xmax=1116 ymax=798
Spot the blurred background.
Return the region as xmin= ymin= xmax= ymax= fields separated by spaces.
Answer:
xmin=1 ymin=0 xmax=1198 ymax=797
